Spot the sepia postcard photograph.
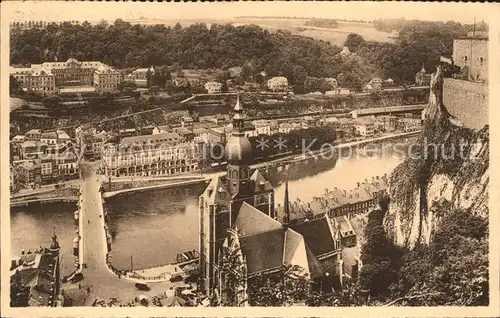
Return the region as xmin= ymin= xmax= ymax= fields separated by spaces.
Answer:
xmin=1 ymin=1 xmax=499 ymax=317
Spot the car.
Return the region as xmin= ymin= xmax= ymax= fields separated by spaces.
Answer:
xmin=135 ymin=283 xmax=150 ymax=291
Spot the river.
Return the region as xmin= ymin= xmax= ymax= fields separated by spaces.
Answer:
xmin=11 ymin=137 xmax=415 ymax=271
xmin=11 ymin=202 xmax=78 ymax=277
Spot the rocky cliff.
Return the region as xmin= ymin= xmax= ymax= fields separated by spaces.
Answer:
xmin=386 ymin=65 xmax=489 ymax=248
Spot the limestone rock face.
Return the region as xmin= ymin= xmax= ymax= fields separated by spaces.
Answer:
xmin=385 ymin=65 xmax=489 ymax=248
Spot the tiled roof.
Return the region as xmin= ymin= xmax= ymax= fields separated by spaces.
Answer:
xmin=348 ymin=215 xmax=366 ymax=238
xmin=26 ymin=129 xmax=42 ymax=135
xmin=334 ymin=215 xmax=356 ymax=237
xmin=291 ymin=217 xmax=336 ymax=257
xmin=201 ymin=177 xmax=230 ymax=206
xmin=283 ymin=229 xmax=303 ymax=266
xmin=249 ymin=169 xmax=273 ymax=194
xmin=304 ymin=243 xmax=325 ymax=279
xmin=239 ymin=228 xmax=285 ymax=275
xmin=120 ymin=132 xmax=181 ymax=147
xmin=41 ymin=131 xmax=58 ymax=139
xmin=173 ymin=127 xmax=193 ymax=135
xmin=193 ymin=128 xmax=208 ymax=134
xmin=234 ymin=202 xmax=282 ymax=237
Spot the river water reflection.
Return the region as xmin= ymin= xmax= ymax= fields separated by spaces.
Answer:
xmin=11 ymin=137 xmax=415 ymax=271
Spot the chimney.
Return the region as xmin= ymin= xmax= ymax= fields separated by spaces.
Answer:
xmin=325 ymin=188 xmax=329 ymax=195
xmin=371 ymin=176 xmax=375 ymax=182
xmin=334 ymin=186 xmax=337 ymax=190
xmin=376 ymin=175 xmax=379 ymax=180
xmin=364 ymin=178 xmax=367 ymax=182
xmin=343 ymin=190 xmax=347 ymax=195
xmin=356 ymin=182 xmax=360 ymax=188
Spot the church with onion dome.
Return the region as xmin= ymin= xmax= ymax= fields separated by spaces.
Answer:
xmin=198 ymin=96 xmax=343 ymax=302
xmin=198 ymin=95 xmax=276 ymax=295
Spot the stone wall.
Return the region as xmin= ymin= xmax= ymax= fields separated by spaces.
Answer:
xmin=452 ymin=39 xmax=488 ymax=82
xmin=442 ymin=78 xmax=488 ymax=130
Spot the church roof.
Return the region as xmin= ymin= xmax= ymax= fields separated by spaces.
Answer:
xmin=304 ymin=243 xmax=326 ymax=279
xmin=202 ymin=177 xmax=230 ymax=205
xmin=234 ymin=202 xmax=282 ymax=236
xmin=239 ymin=228 xmax=285 ymax=275
xmin=249 ymin=169 xmax=273 ymax=194
xmin=291 ymin=217 xmax=337 ymax=258
xmin=283 ymin=228 xmax=303 ymax=265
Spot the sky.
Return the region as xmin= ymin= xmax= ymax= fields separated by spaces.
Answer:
xmin=3 ymin=1 xmax=494 ymax=25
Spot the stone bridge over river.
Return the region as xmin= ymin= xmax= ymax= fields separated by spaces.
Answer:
xmin=77 ymin=162 xmax=178 ymax=305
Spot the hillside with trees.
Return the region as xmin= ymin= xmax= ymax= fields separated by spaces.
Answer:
xmin=304 ymin=19 xmax=339 ymax=29
xmin=10 ymin=19 xmax=486 ymax=88
xmin=10 ymin=20 xmax=347 ymax=86
xmin=353 ymin=20 xmax=488 ymax=83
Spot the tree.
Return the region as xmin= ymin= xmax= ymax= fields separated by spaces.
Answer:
xmin=221 ymin=81 xmax=229 ymax=93
xmin=359 ymin=198 xmax=403 ymax=298
xmin=42 ymin=95 xmax=61 ymax=108
xmin=10 ymin=273 xmax=30 ymax=307
xmin=10 ymin=75 xmax=21 ymax=95
xmin=344 ymin=33 xmax=365 ymax=52
xmin=118 ymin=81 xmax=138 ymax=92
xmin=247 ymin=265 xmax=312 ymax=306
xmin=393 ymin=210 xmax=488 ymax=306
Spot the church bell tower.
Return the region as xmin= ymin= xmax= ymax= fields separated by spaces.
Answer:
xmin=225 ymin=95 xmax=252 ymax=197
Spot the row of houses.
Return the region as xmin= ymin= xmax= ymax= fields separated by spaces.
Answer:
xmin=10 ymin=129 xmax=79 ymax=188
xmin=277 ymin=174 xmax=389 ymax=224
xmin=322 ymin=114 xmax=422 ymax=138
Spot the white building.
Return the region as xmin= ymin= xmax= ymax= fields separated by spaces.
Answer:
xmin=126 ymin=66 xmax=154 ymax=87
xmin=278 ymin=123 xmax=293 ymax=134
xmin=267 ymin=77 xmax=289 ymax=92
xmin=40 ymin=131 xmax=58 ymax=145
xmin=93 ymin=65 xmax=121 ymax=93
xmin=204 ymin=81 xmax=222 ymax=94
xmin=193 ymin=128 xmax=210 ymax=143
xmin=102 ymin=134 xmax=205 ymax=177
xmin=354 ymin=118 xmax=375 ymax=137
xmin=252 ymin=120 xmax=271 ymax=136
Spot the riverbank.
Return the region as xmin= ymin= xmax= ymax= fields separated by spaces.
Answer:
xmin=104 ymin=130 xmax=420 ymax=198
xmin=10 ymin=187 xmax=80 ymax=207
xmin=102 ymin=177 xmax=206 ymax=198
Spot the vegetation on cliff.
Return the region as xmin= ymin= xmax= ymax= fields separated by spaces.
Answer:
xmin=358 ymin=202 xmax=488 ymax=306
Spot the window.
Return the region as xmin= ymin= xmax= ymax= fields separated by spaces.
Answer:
xmin=480 ymin=57 xmax=484 ymax=65
xmin=464 ymin=55 xmax=468 ymax=62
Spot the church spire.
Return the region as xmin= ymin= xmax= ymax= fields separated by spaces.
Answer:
xmin=283 ymin=179 xmax=290 ymax=227
xmin=232 ymin=94 xmax=245 ymax=136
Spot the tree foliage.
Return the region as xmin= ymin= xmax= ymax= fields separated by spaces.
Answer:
xmin=394 ymin=210 xmax=489 ymax=306
xmin=359 ymin=202 xmax=489 ymax=306
xmin=304 ymin=19 xmax=339 ymax=29
xmin=10 ymin=274 xmax=30 ymax=307
xmin=247 ymin=265 xmax=311 ymax=306
xmin=344 ymin=33 xmax=365 ymax=53
xmin=357 ymin=20 xmax=483 ymax=84
xmin=10 ymin=20 xmax=346 ymax=86
xmin=359 ymin=201 xmax=404 ymax=298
